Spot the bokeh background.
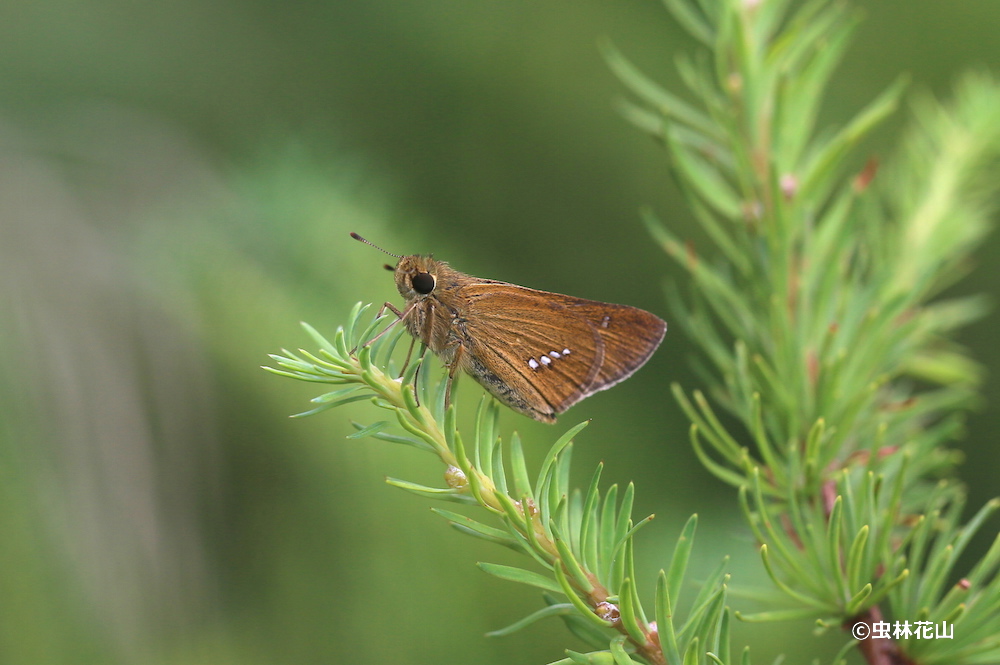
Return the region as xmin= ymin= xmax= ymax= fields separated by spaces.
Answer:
xmin=2 ymin=1 xmax=999 ymax=663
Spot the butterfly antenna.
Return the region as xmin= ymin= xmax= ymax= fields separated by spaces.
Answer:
xmin=350 ymin=232 xmax=403 ymax=259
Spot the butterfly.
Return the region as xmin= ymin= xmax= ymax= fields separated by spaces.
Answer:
xmin=353 ymin=233 xmax=666 ymax=423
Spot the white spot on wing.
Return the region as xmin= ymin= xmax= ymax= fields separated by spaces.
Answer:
xmin=562 ymin=348 xmax=571 ymax=355
xmin=540 ymin=356 xmax=552 ymax=366
xmin=528 ymin=358 xmax=539 ymax=370
xmin=549 ymin=351 xmax=561 ymax=359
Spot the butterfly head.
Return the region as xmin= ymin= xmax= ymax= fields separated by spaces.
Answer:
xmin=393 ymin=255 xmax=441 ymax=301
xmin=350 ymin=233 xmax=442 ymax=302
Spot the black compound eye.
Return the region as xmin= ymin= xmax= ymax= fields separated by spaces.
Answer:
xmin=411 ymin=272 xmax=435 ymax=294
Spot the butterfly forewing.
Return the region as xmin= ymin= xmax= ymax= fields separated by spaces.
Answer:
xmin=544 ymin=292 xmax=667 ymax=388
xmin=459 ymin=283 xmax=665 ymax=420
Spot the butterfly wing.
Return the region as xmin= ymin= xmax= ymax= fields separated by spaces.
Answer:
xmin=542 ymin=292 xmax=667 ymax=393
xmin=456 ymin=283 xmax=666 ymax=422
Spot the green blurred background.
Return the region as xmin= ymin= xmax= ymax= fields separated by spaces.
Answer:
xmin=2 ymin=1 xmax=998 ymax=663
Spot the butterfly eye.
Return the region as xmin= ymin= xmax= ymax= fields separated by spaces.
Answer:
xmin=411 ymin=272 xmax=435 ymax=294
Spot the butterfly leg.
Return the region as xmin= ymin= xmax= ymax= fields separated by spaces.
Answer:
xmin=409 ymin=342 xmax=430 ymax=407
xmin=409 ymin=298 xmax=446 ymax=406
xmin=379 ymin=301 xmax=403 ymax=315
xmin=350 ymin=301 xmax=407 ymax=354
xmin=443 ymin=343 xmax=465 ymax=410
xmin=399 ymin=335 xmax=417 ymax=374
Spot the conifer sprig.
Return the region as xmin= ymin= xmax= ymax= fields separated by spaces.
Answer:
xmin=266 ymin=0 xmax=1000 ymax=663
xmin=607 ymin=0 xmax=1000 ymax=662
xmin=265 ymin=305 xmax=737 ymax=665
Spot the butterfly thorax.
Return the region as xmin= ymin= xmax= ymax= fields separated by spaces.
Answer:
xmin=394 ymin=255 xmax=476 ymax=357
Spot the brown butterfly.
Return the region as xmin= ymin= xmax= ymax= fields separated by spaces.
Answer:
xmin=352 ymin=233 xmax=666 ymax=423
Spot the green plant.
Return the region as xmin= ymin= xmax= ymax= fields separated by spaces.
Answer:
xmin=608 ymin=0 xmax=1000 ymax=663
xmin=266 ymin=311 xmax=735 ymax=665
xmin=266 ymin=0 xmax=1000 ymax=663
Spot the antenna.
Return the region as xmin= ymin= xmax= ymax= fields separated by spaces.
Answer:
xmin=350 ymin=232 xmax=403 ymax=259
